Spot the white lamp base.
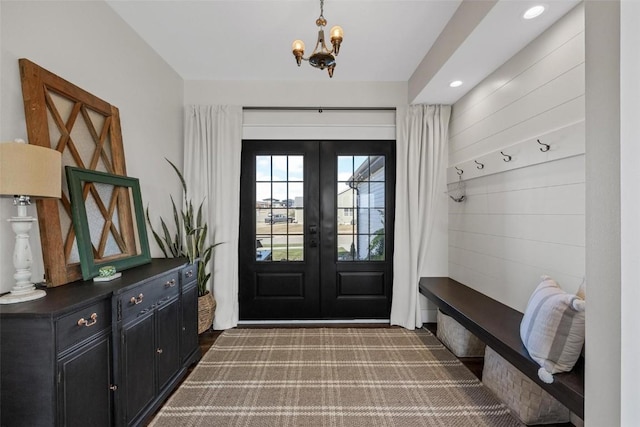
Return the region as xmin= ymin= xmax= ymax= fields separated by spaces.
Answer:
xmin=0 ymin=204 xmax=47 ymax=304
xmin=0 ymin=288 xmax=46 ymax=304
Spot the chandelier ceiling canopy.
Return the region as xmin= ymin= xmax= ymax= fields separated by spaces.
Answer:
xmin=291 ymin=0 xmax=343 ymax=78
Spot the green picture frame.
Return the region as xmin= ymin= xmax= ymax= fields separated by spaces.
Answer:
xmin=66 ymin=166 xmax=151 ymax=280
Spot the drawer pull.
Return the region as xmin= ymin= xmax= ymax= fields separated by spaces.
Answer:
xmin=77 ymin=313 xmax=98 ymax=327
xmin=109 ymin=384 xmax=118 ymax=391
xmin=130 ymin=293 xmax=144 ymax=305
xmin=157 ymin=348 xmax=163 ymax=354
xmin=165 ymin=279 xmax=176 ymax=288
xmin=185 ymin=270 xmax=194 ymax=278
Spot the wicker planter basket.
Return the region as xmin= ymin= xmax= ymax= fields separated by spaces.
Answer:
xmin=482 ymin=346 xmax=570 ymax=425
xmin=436 ymin=310 xmax=485 ymax=357
xmin=198 ymin=292 xmax=216 ymax=334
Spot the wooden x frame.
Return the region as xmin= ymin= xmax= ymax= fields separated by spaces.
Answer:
xmin=19 ymin=59 xmax=128 ymax=286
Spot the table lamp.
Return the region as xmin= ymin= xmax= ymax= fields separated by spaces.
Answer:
xmin=0 ymin=140 xmax=61 ymax=304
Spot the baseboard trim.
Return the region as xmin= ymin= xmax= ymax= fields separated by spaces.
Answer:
xmin=238 ymin=319 xmax=391 ymax=326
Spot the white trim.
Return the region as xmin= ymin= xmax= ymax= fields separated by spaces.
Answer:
xmin=242 ymin=109 xmax=396 ymax=140
xmin=238 ymin=319 xmax=390 ymax=326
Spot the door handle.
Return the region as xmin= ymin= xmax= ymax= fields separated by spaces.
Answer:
xmin=309 ymin=225 xmax=318 ymax=248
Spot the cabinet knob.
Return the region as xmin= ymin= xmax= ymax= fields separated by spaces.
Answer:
xmin=77 ymin=313 xmax=98 ymax=327
xmin=109 ymin=384 xmax=118 ymax=391
xmin=165 ymin=279 xmax=176 ymax=288
xmin=130 ymin=293 xmax=144 ymax=305
xmin=185 ymin=269 xmax=194 ymax=278
xmin=157 ymin=348 xmax=163 ymax=354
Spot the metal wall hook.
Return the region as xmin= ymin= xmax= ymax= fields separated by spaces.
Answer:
xmin=501 ymin=151 xmax=512 ymax=162
xmin=455 ymin=166 xmax=463 ymax=176
xmin=475 ymin=160 xmax=484 ymax=169
xmin=537 ymin=139 xmax=550 ymax=152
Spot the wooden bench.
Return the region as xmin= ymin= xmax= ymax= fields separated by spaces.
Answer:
xmin=419 ymin=276 xmax=584 ymax=419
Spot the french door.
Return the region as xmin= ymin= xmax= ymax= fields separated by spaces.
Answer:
xmin=238 ymin=140 xmax=395 ymax=320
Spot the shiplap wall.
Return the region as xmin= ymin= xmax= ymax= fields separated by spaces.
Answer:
xmin=448 ymin=3 xmax=585 ymax=312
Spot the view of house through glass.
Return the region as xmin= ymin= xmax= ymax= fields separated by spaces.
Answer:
xmin=255 ymin=155 xmax=304 ymax=261
xmin=337 ymin=156 xmax=386 ymax=261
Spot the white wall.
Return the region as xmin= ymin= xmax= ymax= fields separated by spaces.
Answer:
xmin=0 ymin=1 xmax=184 ymax=292
xmin=184 ymin=81 xmax=407 ymax=108
xmin=584 ymin=1 xmax=625 ymax=426
xmin=448 ymin=4 xmax=585 ymax=312
xmin=620 ymin=1 xmax=640 ymax=424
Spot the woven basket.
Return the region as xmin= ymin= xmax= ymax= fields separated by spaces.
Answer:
xmin=436 ymin=310 xmax=485 ymax=357
xmin=198 ymin=292 xmax=216 ymax=334
xmin=482 ymin=346 xmax=570 ymax=425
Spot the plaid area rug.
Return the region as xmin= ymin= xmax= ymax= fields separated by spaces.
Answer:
xmin=150 ymin=328 xmax=522 ymax=426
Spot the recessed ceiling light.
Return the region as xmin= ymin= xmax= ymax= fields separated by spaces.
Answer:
xmin=523 ymin=5 xmax=545 ymax=20
xmin=449 ymin=80 xmax=463 ymax=88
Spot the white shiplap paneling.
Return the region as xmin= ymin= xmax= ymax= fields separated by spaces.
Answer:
xmin=448 ymin=3 xmax=585 ymax=312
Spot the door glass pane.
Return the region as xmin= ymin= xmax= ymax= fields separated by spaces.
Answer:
xmin=337 ymin=234 xmax=356 ymax=261
xmin=288 ymin=235 xmax=304 ymax=261
xmin=256 ymin=156 xmax=271 ymax=180
xmin=272 ymin=156 xmax=288 ymax=181
xmin=255 ymin=155 xmax=304 ymax=262
xmin=337 ymin=155 xmax=385 ymax=262
xmin=288 ymin=156 xmax=303 ymax=181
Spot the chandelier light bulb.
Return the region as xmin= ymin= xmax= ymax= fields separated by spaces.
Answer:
xmin=292 ymin=40 xmax=305 ymax=52
xmin=330 ymin=25 xmax=343 ymax=40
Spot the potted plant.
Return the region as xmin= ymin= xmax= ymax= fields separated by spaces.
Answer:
xmin=146 ymin=159 xmax=220 ymax=333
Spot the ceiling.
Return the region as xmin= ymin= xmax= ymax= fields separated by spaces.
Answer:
xmin=106 ymin=0 xmax=580 ymax=104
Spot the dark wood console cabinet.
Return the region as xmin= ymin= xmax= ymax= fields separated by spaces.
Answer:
xmin=0 ymin=258 xmax=201 ymax=426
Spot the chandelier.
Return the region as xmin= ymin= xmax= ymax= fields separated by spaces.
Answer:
xmin=291 ymin=0 xmax=344 ymax=78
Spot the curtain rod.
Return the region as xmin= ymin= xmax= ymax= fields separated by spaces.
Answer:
xmin=242 ymin=106 xmax=396 ymax=112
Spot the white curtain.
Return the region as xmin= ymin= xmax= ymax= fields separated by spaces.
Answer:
xmin=184 ymin=105 xmax=243 ymax=330
xmin=390 ymin=104 xmax=451 ymax=329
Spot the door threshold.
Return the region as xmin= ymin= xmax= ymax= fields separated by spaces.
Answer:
xmin=238 ymin=319 xmax=391 ymax=327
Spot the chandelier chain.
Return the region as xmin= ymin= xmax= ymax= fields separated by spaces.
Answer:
xmin=320 ymin=0 xmax=324 ymax=20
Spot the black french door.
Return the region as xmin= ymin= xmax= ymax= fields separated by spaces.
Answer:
xmin=238 ymin=140 xmax=395 ymax=320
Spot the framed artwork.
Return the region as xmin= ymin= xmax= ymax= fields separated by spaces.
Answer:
xmin=66 ymin=167 xmax=150 ymax=280
xmin=19 ymin=58 xmax=127 ymax=286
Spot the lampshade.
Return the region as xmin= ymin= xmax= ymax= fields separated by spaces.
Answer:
xmin=0 ymin=142 xmax=61 ymax=198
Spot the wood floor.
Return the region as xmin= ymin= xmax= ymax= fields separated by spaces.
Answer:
xmin=179 ymin=324 xmax=576 ymax=427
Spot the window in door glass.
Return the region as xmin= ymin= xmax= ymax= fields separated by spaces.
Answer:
xmin=337 ymin=155 xmax=385 ymax=261
xmin=255 ymin=155 xmax=304 ymax=262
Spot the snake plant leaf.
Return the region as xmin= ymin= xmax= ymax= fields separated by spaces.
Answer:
xmin=145 ymin=206 xmax=169 ymax=258
xmin=166 ymin=158 xmax=187 ymax=198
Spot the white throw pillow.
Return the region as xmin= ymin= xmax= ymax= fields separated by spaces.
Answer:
xmin=520 ymin=276 xmax=585 ymax=384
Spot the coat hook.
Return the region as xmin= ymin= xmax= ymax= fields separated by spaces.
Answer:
xmin=501 ymin=151 xmax=512 ymax=162
xmin=455 ymin=166 xmax=464 ymax=176
xmin=475 ymin=160 xmax=484 ymax=170
xmin=537 ymin=139 xmax=550 ymax=152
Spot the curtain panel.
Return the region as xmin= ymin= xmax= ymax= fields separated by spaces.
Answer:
xmin=184 ymin=105 xmax=243 ymax=330
xmin=391 ymin=104 xmax=451 ymax=329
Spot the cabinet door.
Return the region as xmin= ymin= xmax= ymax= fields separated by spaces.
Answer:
xmin=58 ymin=333 xmax=112 ymax=427
xmin=181 ymin=284 xmax=199 ymax=362
xmin=121 ymin=314 xmax=155 ymax=425
xmin=156 ymin=297 xmax=181 ymax=390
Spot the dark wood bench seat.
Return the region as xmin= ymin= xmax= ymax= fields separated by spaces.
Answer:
xmin=419 ymin=276 xmax=584 ymax=419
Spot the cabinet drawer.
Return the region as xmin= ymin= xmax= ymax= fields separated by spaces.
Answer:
xmin=121 ymin=271 xmax=180 ymax=322
xmin=57 ymin=299 xmax=111 ymax=353
xmin=181 ymin=262 xmax=198 ymax=286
